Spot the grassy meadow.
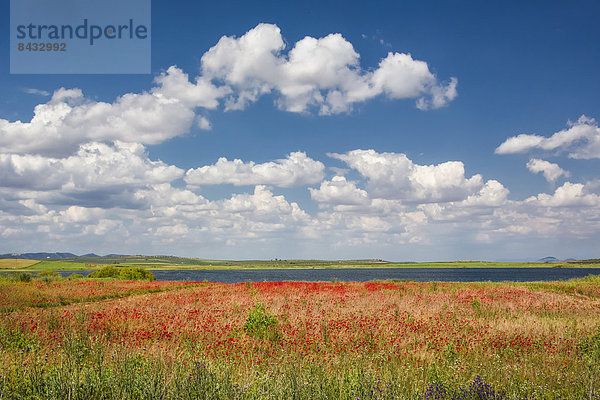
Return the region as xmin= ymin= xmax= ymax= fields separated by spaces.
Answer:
xmin=0 ymin=258 xmax=40 ymax=269
xmin=1 ymin=273 xmax=600 ymax=399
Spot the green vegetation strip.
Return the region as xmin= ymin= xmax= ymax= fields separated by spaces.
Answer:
xmin=2 ymin=255 xmax=600 ymax=272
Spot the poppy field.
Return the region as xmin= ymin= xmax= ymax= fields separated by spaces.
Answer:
xmin=1 ymin=277 xmax=600 ymax=399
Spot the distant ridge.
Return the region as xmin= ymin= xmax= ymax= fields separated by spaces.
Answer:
xmin=0 ymin=252 xmax=78 ymax=259
xmin=538 ymin=256 xmax=559 ymax=262
xmin=0 ymin=252 xmax=125 ymax=259
xmin=537 ymin=256 xmax=579 ymax=262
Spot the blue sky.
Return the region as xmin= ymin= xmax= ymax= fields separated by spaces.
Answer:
xmin=1 ymin=1 xmax=600 ymax=261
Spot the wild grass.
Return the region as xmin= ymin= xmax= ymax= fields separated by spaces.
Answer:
xmin=1 ymin=278 xmax=599 ymax=398
xmin=0 ymin=278 xmax=206 ymax=312
xmin=0 ymin=258 xmax=39 ymax=268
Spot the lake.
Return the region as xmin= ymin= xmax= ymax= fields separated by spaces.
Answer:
xmin=53 ymin=267 xmax=600 ymax=283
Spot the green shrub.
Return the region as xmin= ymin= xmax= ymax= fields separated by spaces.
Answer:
xmin=18 ymin=272 xmax=33 ymax=282
xmin=1 ymin=272 xmax=33 ymax=282
xmin=66 ymin=273 xmax=84 ymax=280
xmin=243 ymin=302 xmax=278 ymax=340
xmin=88 ymin=266 xmax=155 ymax=281
xmin=36 ymin=270 xmax=62 ymax=282
xmin=119 ymin=267 xmax=155 ymax=281
xmin=87 ymin=265 xmax=120 ymax=279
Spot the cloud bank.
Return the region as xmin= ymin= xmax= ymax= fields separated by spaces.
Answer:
xmin=1 ymin=143 xmax=599 ymax=258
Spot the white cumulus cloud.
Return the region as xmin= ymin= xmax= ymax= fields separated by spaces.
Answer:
xmin=0 ymin=141 xmax=183 ymax=192
xmin=328 ymin=149 xmax=483 ymax=203
xmin=525 ymin=182 xmax=600 ymax=207
xmin=496 ymin=116 xmax=600 ymax=159
xmin=526 ymin=158 xmax=570 ymax=183
xmin=461 ymin=180 xmax=510 ymax=207
xmin=222 ymin=185 xmax=310 ymax=223
xmin=309 ymin=176 xmax=370 ymax=205
xmin=185 ymin=152 xmax=324 ymax=187
xmin=0 ymin=67 xmax=226 ymax=157
xmin=201 ymin=23 xmax=457 ymax=114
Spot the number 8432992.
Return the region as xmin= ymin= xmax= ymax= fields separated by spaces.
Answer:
xmin=17 ymin=42 xmax=67 ymax=52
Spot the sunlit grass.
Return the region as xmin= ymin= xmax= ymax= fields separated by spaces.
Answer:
xmin=0 ymin=258 xmax=39 ymax=269
xmin=14 ymin=260 xmax=89 ymax=271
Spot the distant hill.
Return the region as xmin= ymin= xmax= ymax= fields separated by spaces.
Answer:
xmin=537 ymin=256 xmax=581 ymax=262
xmin=0 ymin=252 xmax=123 ymax=259
xmin=0 ymin=252 xmax=78 ymax=259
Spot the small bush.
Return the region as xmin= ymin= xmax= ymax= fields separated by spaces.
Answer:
xmin=66 ymin=273 xmax=84 ymax=280
xmin=36 ymin=270 xmax=62 ymax=282
xmin=18 ymin=272 xmax=33 ymax=282
xmin=243 ymin=303 xmax=278 ymax=340
xmin=87 ymin=265 xmax=120 ymax=279
xmin=471 ymin=297 xmax=481 ymax=312
xmin=88 ymin=266 xmax=155 ymax=281
xmin=119 ymin=267 xmax=155 ymax=281
xmin=1 ymin=272 xmax=33 ymax=282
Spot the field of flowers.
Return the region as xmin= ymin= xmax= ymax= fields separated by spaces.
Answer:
xmin=1 ymin=277 xmax=600 ymax=399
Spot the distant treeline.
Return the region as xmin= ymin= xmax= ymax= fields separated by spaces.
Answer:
xmin=569 ymin=259 xmax=600 ymax=264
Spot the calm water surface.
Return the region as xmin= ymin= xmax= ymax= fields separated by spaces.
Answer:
xmin=52 ymin=268 xmax=600 ymax=283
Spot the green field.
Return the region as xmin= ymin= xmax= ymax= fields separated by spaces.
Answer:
xmin=13 ymin=260 xmax=88 ymax=271
xmin=1 ymin=255 xmax=599 ymax=272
